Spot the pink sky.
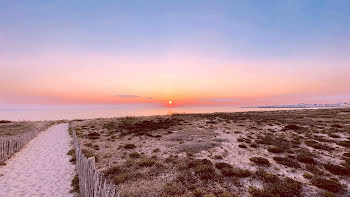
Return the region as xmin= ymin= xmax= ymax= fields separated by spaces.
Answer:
xmin=1 ymin=51 xmax=349 ymax=107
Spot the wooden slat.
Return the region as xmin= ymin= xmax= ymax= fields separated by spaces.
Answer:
xmin=72 ymin=129 xmax=118 ymax=197
xmin=0 ymin=124 xmax=48 ymax=163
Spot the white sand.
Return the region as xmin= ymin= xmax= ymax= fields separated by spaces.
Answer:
xmin=0 ymin=123 xmax=75 ymax=196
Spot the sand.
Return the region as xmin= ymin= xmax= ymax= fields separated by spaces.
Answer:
xmin=0 ymin=123 xmax=75 ymax=196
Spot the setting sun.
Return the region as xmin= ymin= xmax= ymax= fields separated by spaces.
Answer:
xmin=168 ymin=100 xmax=172 ymax=105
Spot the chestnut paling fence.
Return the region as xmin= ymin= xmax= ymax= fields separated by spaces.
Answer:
xmin=72 ymin=129 xmax=119 ymax=197
xmin=0 ymin=125 xmax=47 ymax=163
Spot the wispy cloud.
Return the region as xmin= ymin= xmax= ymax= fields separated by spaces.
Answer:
xmin=116 ymin=94 xmax=140 ymax=98
xmin=145 ymin=97 xmax=153 ymax=99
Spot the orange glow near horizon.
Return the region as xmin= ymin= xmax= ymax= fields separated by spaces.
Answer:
xmin=1 ymin=53 xmax=350 ymax=106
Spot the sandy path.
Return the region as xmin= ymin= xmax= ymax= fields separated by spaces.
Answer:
xmin=0 ymin=123 xmax=74 ymax=196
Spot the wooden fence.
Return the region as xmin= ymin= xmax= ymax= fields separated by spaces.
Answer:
xmin=72 ymin=129 xmax=119 ymax=197
xmin=0 ymin=125 xmax=46 ymax=163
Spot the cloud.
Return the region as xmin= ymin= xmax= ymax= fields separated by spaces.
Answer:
xmin=145 ymin=97 xmax=153 ymax=99
xmin=116 ymin=94 xmax=140 ymax=98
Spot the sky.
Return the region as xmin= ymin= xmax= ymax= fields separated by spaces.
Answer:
xmin=1 ymin=0 xmax=350 ymax=107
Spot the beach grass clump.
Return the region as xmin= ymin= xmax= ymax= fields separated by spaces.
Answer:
xmin=238 ymin=144 xmax=247 ymax=148
xmin=215 ymin=161 xmax=251 ymax=177
xmin=250 ymin=143 xmax=258 ymax=148
xmin=214 ymin=155 xmax=223 ymax=159
xmin=328 ymin=133 xmax=340 ymax=138
xmin=306 ymin=164 xmax=325 ymax=175
xmin=163 ymin=183 xmax=182 ymax=195
xmin=323 ymin=163 xmax=349 ymax=176
xmin=82 ymin=149 xmax=99 ymax=162
xmin=283 ymin=125 xmax=301 ymax=131
xmin=124 ymin=143 xmax=136 ymax=149
xmin=194 ymin=164 xmax=215 ymax=180
xmin=336 ymin=140 xmax=350 ymax=148
xmin=137 ymin=157 xmax=156 ymax=167
xmin=273 ymin=156 xmax=301 ymax=168
xmin=215 ymin=162 xmax=232 ymax=170
xmin=343 ymin=152 xmax=350 ymax=157
xmin=255 ymin=169 xmax=279 ymax=183
xmin=86 ymin=132 xmax=100 ymax=139
xmin=303 ymin=172 xmax=313 ymax=179
xmin=311 ymin=177 xmax=343 ymax=193
xmin=104 ymin=166 xmax=121 ymax=176
xmin=220 ymin=192 xmax=233 ymax=197
xmin=296 ymin=153 xmax=317 ymax=165
xmin=67 ymin=149 xmax=76 ymax=163
xmin=129 ymin=152 xmax=141 ymax=158
xmin=117 ymin=118 xmax=181 ymax=134
xmin=320 ymin=191 xmax=337 ymax=197
xmin=187 ymin=159 xmax=215 ymax=180
xmin=70 ymin=174 xmax=80 ymax=193
xmin=305 ymin=140 xmax=335 ymax=151
xmin=249 ymin=177 xmax=302 ymax=197
xmin=250 ymin=157 xmax=270 ymax=166
xmin=267 ymin=146 xmax=285 ymax=153
xmin=114 ymin=173 xmax=129 ymax=184
xmin=220 ymin=167 xmax=251 ymax=177
xmin=256 ymin=135 xmax=275 ymax=145
xmin=330 ymin=124 xmax=342 ymax=128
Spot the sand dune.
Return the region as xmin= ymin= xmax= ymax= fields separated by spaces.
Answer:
xmin=0 ymin=123 xmax=74 ymax=196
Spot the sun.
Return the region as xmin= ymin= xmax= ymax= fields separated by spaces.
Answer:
xmin=168 ymin=100 xmax=172 ymax=105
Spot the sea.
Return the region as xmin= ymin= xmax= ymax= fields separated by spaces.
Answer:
xmin=0 ymin=104 xmax=315 ymax=121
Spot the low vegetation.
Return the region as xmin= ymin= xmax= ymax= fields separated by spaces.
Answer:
xmin=70 ymin=108 xmax=350 ymax=196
